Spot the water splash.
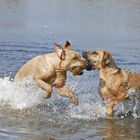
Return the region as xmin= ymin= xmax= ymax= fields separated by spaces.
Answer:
xmin=111 ymin=89 xmax=140 ymax=118
xmin=0 ymin=76 xmax=139 ymax=120
xmin=0 ymin=77 xmax=45 ymax=109
xmin=68 ymin=103 xmax=106 ymax=120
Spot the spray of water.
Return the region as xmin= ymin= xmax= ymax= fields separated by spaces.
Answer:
xmin=0 ymin=75 xmax=139 ymax=120
xmin=0 ymin=76 xmax=45 ymax=109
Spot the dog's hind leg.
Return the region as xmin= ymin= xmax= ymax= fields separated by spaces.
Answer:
xmin=37 ymin=79 xmax=52 ymax=98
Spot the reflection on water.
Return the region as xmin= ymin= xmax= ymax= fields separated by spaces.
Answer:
xmin=0 ymin=0 xmax=140 ymax=140
xmin=96 ymin=119 xmax=140 ymax=140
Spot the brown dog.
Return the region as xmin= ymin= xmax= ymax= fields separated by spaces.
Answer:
xmin=15 ymin=41 xmax=86 ymax=105
xmin=82 ymin=49 xmax=140 ymax=118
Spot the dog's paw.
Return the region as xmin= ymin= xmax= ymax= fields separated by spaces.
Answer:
xmin=106 ymin=113 xmax=113 ymax=119
xmin=43 ymin=93 xmax=52 ymax=99
xmin=71 ymin=96 xmax=79 ymax=106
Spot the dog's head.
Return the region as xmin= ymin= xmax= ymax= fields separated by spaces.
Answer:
xmin=82 ymin=49 xmax=114 ymax=70
xmin=54 ymin=41 xmax=86 ymax=76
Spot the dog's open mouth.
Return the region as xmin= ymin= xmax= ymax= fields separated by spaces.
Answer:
xmin=82 ymin=52 xmax=95 ymax=71
xmin=71 ymin=66 xmax=83 ymax=76
xmin=85 ymin=60 xmax=96 ymax=71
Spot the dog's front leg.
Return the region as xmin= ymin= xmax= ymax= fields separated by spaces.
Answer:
xmin=37 ymin=79 xmax=52 ymax=98
xmin=106 ymin=101 xmax=115 ymax=118
xmin=56 ymin=86 xmax=78 ymax=105
xmin=98 ymin=87 xmax=106 ymax=105
xmin=111 ymin=92 xmax=128 ymax=105
xmin=106 ymin=92 xmax=127 ymax=118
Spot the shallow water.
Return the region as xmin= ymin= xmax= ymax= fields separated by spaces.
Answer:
xmin=0 ymin=0 xmax=140 ymax=139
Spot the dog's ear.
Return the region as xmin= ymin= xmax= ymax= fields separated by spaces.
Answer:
xmin=64 ymin=41 xmax=72 ymax=50
xmin=54 ymin=43 xmax=65 ymax=60
xmin=102 ymin=51 xmax=111 ymax=68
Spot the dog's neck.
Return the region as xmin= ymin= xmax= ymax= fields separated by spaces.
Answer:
xmin=99 ymin=63 xmax=119 ymax=80
xmin=45 ymin=53 xmax=66 ymax=72
xmin=54 ymin=54 xmax=67 ymax=72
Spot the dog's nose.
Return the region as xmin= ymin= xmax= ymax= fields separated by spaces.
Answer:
xmin=82 ymin=52 xmax=87 ymax=58
xmin=79 ymin=71 xmax=83 ymax=75
xmin=85 ymin=61 xmax=94 ymax=71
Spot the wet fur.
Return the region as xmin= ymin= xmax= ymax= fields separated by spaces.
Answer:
xmin=83 ymin=50 xmax=140 ymax=118
xmin=15 ymin=41 xmax=86 ymax=105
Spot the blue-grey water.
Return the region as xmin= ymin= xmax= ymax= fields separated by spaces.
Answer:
xmin=0 ymin=0 xmax=140 ymax=140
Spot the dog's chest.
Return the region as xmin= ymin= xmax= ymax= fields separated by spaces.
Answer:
xmin=99 ymin=78 xmax=120 ymax=98
xmin=41 ymin=73 xmax=57 ymax=84
xmin=53 ymin=70 xmax=67 ymax=87
xmin=99 ymin=78 xmax=106 ymax=89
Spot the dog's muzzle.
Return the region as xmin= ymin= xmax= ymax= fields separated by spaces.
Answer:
xmin=78 ymin=71 xmax=83 ymax=75
xmin=82 ymin=52 xmax=95 ymax=71
xmin=85 ymin=60 xmax=95 ymax=71
xmin=82 ymin=52 xmax=88 ymax=59
xmin=72 ymin=66 xmax=84 ymax=76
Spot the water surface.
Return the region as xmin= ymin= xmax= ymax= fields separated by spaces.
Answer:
xmin=0 ymin=0 xmax=140 ymax=139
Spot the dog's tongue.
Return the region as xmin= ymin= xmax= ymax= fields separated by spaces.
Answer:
xmin=72 ymin=67 xmax=83 ymax=76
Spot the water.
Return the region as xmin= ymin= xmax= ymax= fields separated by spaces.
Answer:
xmin=0 ymin=0 xmax=140 ymax=139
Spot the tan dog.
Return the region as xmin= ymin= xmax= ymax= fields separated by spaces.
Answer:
xmin=15 ymin=41 xmax=86 ymax=105
xmin=82 ymin=49 xmax=140 ymax=118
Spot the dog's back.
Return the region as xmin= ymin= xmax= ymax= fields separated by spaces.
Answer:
xmin=128 ymin=73 xmax=140 ymax=89
xmin=14 ymin=53 xmax=58 ymax=81
xmin=14 ymin=55 xmax=41 ymax=81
